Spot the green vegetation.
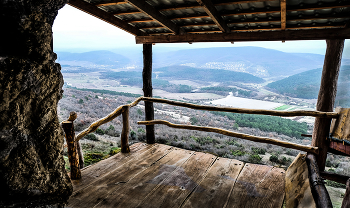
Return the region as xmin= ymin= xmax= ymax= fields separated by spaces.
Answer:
xmin=137 ymin=109 xmax=143 ymax=116
xmin=231 ymin=150 xmax=246 ymax=156
xmin=274 ymin=105 xmax=290 ymax=110
xmin=249 ymin=154 xmax=262 ymax=163
xmin=191 ymin=136 xmax=219 ymax=145
xmin=251 ymin=147 xmax=266 ymax=155
xmin=130 ymin=130 xmax=137 ymax=140
xmin=67 ymin=86 xmax=142 ymax=98
xmin=190 ymin=117 xmax=198 ymax=125
xmin=325 ymin=180 xmax=346 ymax=189
xmin=156 ymin=65 xmax=264 ymax=83
xmin=78 ymin=99 xmax=84 ymax=104
xmin=201 ymin=86 xmax=252 ymax=97
xmin=267 ymin=65 xmax=350 ymax=106
xmin=96 ymin=128 xmax=105 ymax=135
xmin=85 ymin=134 xmax=98 ymax=141
xmin=269 ymin=155 xmax=279 ymax=163
xmin=212 ymin=111 xmax=307 ymax=139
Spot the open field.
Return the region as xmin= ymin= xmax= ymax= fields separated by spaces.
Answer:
xmin=209 ymin=92 xmax=283 ymax=110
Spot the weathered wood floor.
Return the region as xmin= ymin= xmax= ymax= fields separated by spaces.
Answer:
xmin=66 ymin=143 xmax=285 ymax=208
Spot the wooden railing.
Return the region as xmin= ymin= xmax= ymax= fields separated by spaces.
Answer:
xmin=63 ymin=96 xmax=340 ymax=178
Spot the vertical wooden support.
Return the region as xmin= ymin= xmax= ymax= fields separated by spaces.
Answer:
xmin=306 ymin=154 xmax=333 ymax=208
xmin=121 ymin=106 xmax=130 ymax=153
xmin=62 ymin=112 xmax=81 ymax=180
xmin=342 ymin=179 xmax=350 ymax=208
xmin=312 ymin=39 xmax=344 ymax=171
xmin=142 ymin=43 xmax=155 ymax=144
xmin=75 ymin=141 xmax=84 ymax=169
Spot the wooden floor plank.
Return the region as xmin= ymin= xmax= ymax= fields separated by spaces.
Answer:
xmin=67 ymin=144 xmax=174 ymax=207
xmin=95 ymin=147 xmax=195 ymax=208
xmin=135 ymin=152 xmax=217 ymax=208
xmin=181 ymin=157 xmax=244 ymax=208
xmin=225 ymin=164 xmax=285 ymax=208
xmin=72 ymin=143 xmax=153 ymax=193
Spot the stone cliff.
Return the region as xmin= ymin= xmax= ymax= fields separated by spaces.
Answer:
xmin=0 ymin=0 xmax=72 ymax=207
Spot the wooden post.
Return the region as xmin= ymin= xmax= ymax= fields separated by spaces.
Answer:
xmin=142 ymin=43 xmax=155 ymax=144
xmin=306 ymin=154 xmax=333 ymax=208
xmin=312 ymin=39 xmax=344 ymax=171
xmin=342 ymin=179 xmax=350 ymax=208
xmin=121 ymin=106 xmax=130 ymax=153
xmin=62 ymin=112 xmax=81 ymax=180
xmin=75 ymin=141 xmax=84 ymax=169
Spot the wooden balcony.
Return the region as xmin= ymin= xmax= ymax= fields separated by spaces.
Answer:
xmin=67 ymin=143 xmax=287 ymax=208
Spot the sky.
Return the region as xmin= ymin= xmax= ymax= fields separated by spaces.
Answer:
xmin=53 ymin=5 xmax=350 ymax=58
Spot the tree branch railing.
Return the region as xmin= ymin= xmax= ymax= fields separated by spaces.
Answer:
xmin=72 ymin=96 xmax=339 ymax=155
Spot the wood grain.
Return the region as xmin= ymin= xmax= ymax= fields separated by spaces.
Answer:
xmin=135 ymin=152 xmax=217 ymax=208
xmin=142 ymin=44 xmax=155 ymax=144
xmin=312 ymin=39 xmax=344 ymax=171
xmin=121 ymin=105 xmax=130 ymax=153
xmin=225 ymin=163 xmax=285 ymax=208
xmin=342 ymin=179 xmax=350 ymax=208
xmin=95 ymin=148 xmax=194 ymax=208
xmin=62 ymin=121 xmax=81 ymax=180
xmin=141 ymin=97 xmax=339 ymax=118
xmin=67 ymin=144 xmax=174 ymax=207
xmin=71 ymin=143 xmax=151 ymax=193
xmin=330 ymin=108 xmax=350 ymax=142
xmin=285 ymin=153 xmax=316 ymax=208
xmin=181 ymin=158 xmax=244 ymax=208
xmin=138 ymin=120 xmax=319 ymax=154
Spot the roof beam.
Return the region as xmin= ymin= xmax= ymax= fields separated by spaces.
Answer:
xmin=214 ymin=0 xmax=275 ymax=6
xmin=280 ymin=0 xmax=286 ymax=30
xmin=68 ymin=0 xmax=145 ymax=36
xmin=95 ymin=0 xmax=127 ymax=7
xmin=135 ymin=28 xmax=350 ymax=44
xmin=125 ymin=0 xmax=180 ymax=34
xmin=196 ymin=0 xmax=230 ymax=33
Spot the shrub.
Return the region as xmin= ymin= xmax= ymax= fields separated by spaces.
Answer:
xmin=78 ymin=99 xmax=84 ymax=104
xmin=96 ymin=128 xmax=105 ymax=135
xmin=231 ymin=150 xmax=246 ymax=156
xmin=191 ymin=136 xmax=219 ymax=145
xmin=251 ymin=147 xmax=266 ymax=155
xmin=249 ymin=154 xmax=262 ymax=164
xmin=85 ymin=134 xmax=98 ymax=141
xmin=137 ymin=128 xmax=146 ymax=133
xmin=190 ymin=117 xmax=198 ymax=125
xmin=109 ymin=147 xmax=121 ymax=156
xmin=130 ymin=130 xmax=137 ymax=140
xmin=84 ymin=96 xmax=89 ymax=100
xmin=325 ymin=180 xmax=346 ymax=188
xmin=137 ymin=109 xmax=143 ymax=116
xmin=269 ymin=155 xmax=279 ymax=163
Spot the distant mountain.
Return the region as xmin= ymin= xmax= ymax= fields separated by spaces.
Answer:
xmin=155 ymin=65 xmax=265 ymax=83
xmin=56 ymin=50 xmax=130 ymax=67
xmin=152 ymin=47 xmax=326 ymax=78
xmin=100 ymin=65 xmax=264 ymax=84
xmin=266 ymin=65 xmax=350 ymax=107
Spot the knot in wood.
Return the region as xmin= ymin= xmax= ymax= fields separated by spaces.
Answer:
xmin=68 ymin=111 xmax=77 ymax=121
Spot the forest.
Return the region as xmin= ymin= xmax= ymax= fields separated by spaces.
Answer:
xmin=266 ymin=65 xmax=350 ymax=107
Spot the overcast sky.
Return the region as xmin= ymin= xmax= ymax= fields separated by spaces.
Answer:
xmin=53 ymin=4 xmax=350 ymax=58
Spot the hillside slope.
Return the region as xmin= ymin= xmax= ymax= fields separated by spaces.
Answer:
xmin=266 ymin=65 xmax=350 ymax=107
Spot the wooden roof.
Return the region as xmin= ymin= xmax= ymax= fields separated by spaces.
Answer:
xmin=68 ymin=0 xmax=350 ymax=43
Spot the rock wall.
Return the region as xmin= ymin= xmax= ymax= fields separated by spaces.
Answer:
xmin=0 ymin=0 xmax=72 ymax=207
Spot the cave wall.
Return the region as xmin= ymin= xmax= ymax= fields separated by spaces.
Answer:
xmin=0 ymin=0 xmax=72 ymax=207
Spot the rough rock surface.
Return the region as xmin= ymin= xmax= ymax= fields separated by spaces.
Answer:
xmin=0 ymin=0 xmax=72 ymax=207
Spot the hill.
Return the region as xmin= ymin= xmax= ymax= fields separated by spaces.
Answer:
xmin=266 ymin=65 xmax=350 ymax=107
xmin=155 ymin=65 xmax=265 ymax=83
xmin=57 ymin=50 xmax=130 ymax=66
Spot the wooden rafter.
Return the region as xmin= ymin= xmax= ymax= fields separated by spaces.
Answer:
xmin=95 ymin=0 xmax=127 ymax=7
xmin=159 ymin=3 xmax=202 ymax=11
xmin=139 ymin=26 xmax=165 ymax=30
xmin=287 ymin=1 xmax=350 ymax=12
xmin=280 ymin=0 xmax=286 ymax=30
xmin=135 ymin=28 xmax=350 ymax=44
xmin=222 ymin=7 xmax=280 ymax=17
xmin=214 ymin=0 xmax=275 ymax=6
xmin=196 ymin=0 xmax=230 ymax=32
xmin=171 ymin=14 xmax=210 ymax=20
xmin=180 ymin=23 xmax=216 ymax=27
xmin=127 ymin=19 xmax=154 ymax=23
xmin=114 ymin=10 xmax=142 ymax=16
xmin=68 ymin=0 xmax=145 ymax=36
xmin=125 ymin=0 xmax=180 ymax=34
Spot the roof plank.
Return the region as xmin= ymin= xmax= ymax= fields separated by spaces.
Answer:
xmin=196 ymin=0 xmax=230 ymax=33
xmin=95 ymin=0 xmax=127 ymax=7
xmin=68 ymin=0 xmax=145 ymax=36
xmin=280 ymin=0 xmax=286 ymax=30
xmin=125 ymin=0 xmax=180 ymax=34
xmin=135 ymin=28 xmax=350 ymax=44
